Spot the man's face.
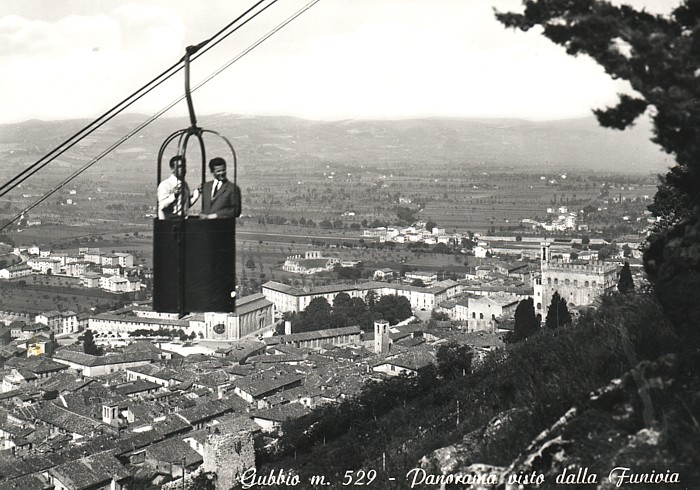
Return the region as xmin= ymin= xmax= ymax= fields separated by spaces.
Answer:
xmin=212 ymin=164 xmax=226 ymax=181
xmin=172 ymin=159 xmax=186 ymax=179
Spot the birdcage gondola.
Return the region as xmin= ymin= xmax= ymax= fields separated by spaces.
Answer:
xmin=152 ymin=45 xmax=237 ymax=317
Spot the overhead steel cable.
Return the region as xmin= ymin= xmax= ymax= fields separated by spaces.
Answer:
xmin=0 ymin=0 xmax=278 ymax=198
xmin=0 ymin=0 xmax=322 ymax=232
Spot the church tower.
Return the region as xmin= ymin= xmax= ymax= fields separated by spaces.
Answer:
xmin=541 ymin=241 xmax=552 ymax=265
xmin=374 ymin=320 xmax=390 ymax=355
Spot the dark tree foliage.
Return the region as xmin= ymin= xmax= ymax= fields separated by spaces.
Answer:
xmin=433 ymin=242 xmax=452 ymax=254
xmin=291 ymin=292 xmax=412 ymax=333
xmin=497 ymin=1 xmax=700 ymax=345
xmin=350 ymin=297 xmax=368 ymax=315
xmin=545 ymin=292 xmax=572 ymax=329
xmin=293 ymin=297 xmax=333 ymax=333
xmin=596 ymin=243 xmax=618 ymax=261
xmin=334 ymin=262 xmax=365 ymax=280
xmin=82 ymin=329 xmax=102 ymax=356
xmin=513 ymin=298 xmax=539 ymax=342
xmin=647 ymin=166 xmax=693 ymax=232
xmin=496 ymin=1 xmax=700 ymax=206
xmin=373 ymin=295 xmax=412 ymax=325
xmin=431 ymin=309 xmax=450 ymax=321
xmin=436 ymin=342 xmax=473 ymax=379
xmin=365 ymin=290 xmax=377 ymax=308
xmin=395 ymin=206 xmax=418 ymax=224
xmin=332 ymin=292 xmax=354 ymax=320
xmin=618 ymin=261 xmax=635 ymax=293
xmin=276 ymin=367 xmax=438 ymax=458
xmin=190 ymin=472 xmax=216 ymax=490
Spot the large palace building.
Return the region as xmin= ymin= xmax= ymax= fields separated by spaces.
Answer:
xmin=534 ymin=242 xmax=618 ymax=318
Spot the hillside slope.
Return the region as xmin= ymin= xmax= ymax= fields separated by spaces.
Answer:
xmin=254 ymin=292 xmax=697 ymax=490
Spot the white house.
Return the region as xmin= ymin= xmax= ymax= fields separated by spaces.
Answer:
xmin=0 ymin=264 xmax=32 ymax=279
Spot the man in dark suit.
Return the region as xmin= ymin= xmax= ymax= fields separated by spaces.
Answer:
xmin=200 ymin=157 xmax=241 ymax=219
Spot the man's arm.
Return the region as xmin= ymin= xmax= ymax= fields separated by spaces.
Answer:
xmin=203 ymin=184 xmax=241 ymax=219
xmin=157 ymin=180 xmax=178 ymax=212
xmin=189 ymin=186 xmax=200 ymax=206
xmin=213 ymin=184 xmax=241 ymax=218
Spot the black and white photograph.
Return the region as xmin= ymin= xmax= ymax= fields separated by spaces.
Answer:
xmin=0 ymin=0 xmax=697 ymax=488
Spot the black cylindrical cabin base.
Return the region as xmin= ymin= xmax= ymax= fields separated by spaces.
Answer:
xmin=152 ymin=217 xmax=236 ymax=314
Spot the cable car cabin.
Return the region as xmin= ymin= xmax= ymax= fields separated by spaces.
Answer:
xmin=152 ymin=128 xmax=239 ymax=316
xmin=152 ymin=47 xmax=240 ymax=316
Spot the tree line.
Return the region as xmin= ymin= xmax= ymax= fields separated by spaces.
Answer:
xmin=283 ymin=291 xmax=413 ymax=333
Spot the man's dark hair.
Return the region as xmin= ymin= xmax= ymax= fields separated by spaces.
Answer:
xmin=209 ymin=157 xmax=226 ymax=172
xmin=169 ymin=155 xmax=185 ymax=169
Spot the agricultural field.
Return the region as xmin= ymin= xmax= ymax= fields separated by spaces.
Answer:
xmin=1 ymin=166 xmax=656 ymax=305
xmin=0 ymin=115 xmax=666 ymax=310
xmin=0 ymin=279 xmax=131 ymax=314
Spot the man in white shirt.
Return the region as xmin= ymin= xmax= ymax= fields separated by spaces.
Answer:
xmin=157 ymin=156 xmax=200 ymax=219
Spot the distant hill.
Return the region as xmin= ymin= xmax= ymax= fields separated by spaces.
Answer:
xmin=0 ymin=114 xmax=673 ymax=180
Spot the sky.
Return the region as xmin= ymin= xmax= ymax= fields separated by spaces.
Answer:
xmin=0 ymin=0 xmax=681 ymax=124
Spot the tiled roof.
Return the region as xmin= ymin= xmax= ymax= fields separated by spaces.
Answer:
xmin=34 ymin=402 xmax=103 ymax=437
xmin=252 ymin=403 xmax=311 ymax=423
xmin=440 ymin=330 xmax=505 ymax=349
xmin=208 ymin=413 xmax=261 ymax=435
xmin=50 ymin=451 xmax=129 ymax=489
xmin=232 ymin=294 xmax=273 ymax=316
xmin=247 ymin=354 xmax=304 ymax=364
xmin=21 ymin=323 xmax=50 ymax=332
xmin=233 ymin=373 xmax=304 ymax=399
xmin=116 ymin=431 xmax=165 ymax=455
xmin=194 ymin=369 xmax=230 ymax=388
xmin=114 ymin=379 xmax=161 ymax=396
xmin=395 ymin=337 xmax=425 ymax=348
xmin=126 ymin=364 xmax=161 ymax=376
xmin=276 ymin=326 xmax=361 ymax=344
xmin=0 ymin=473 xmax=52 ymax=490
xmin=89 ymin=313 xmax=189 ymax=327
xmin=224 ymin=340 xmax=266 ymax=363
xmin=146 ymin=437 xmax=203 ymax=466
xmin=5 ymin=356 xmax=67 ymax=374
xmin=373 ymin=347 xmax=436 ymax=372
xmin=0 ymin=454 xmax=55 ymax=483
xmin=226 ymin=365 xmax=254 ymax=377
xmin=175 ymin=398 xmax=244 ymax=425
xmin=53 ymin=349 xmax=152 ymax=367
xmin=152 ymin=413 xmax=192 ymax=437
xmin=261 ymin=281 xmax=298 ymax=294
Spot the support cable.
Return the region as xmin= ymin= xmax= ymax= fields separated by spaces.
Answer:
xmin=0 ymin=0 xmax=322 ymax=232
xmin=0 ymin=0 xmax=279 ymax=197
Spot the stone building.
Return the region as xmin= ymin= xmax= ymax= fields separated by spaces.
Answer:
xmin=261 ymin=280 xmax=461 ymax=314
xmin=535 ymin=242 xmax=618 ymax=318
xmin=202 ymin=427 xmax=255 ymax=490
xmin=465 ymin=294 xmax=519 ymax=333
xmin=282 ymin=251 xmax=339 ymax=274
xmin=268 ymin=325 xmax=361 ymax=350
xmin=202 ymin=293 xmax=274 ymax=341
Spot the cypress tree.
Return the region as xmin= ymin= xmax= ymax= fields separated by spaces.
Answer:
xmin=618 ymin=261 xmax=635 ymax=294
xmin=82 ymin=329 xmax=102 ymax=356
xmin=545 ymin=292 xmax=572 ymax=329
xmin=513 ymin=297 xmax=539 ymax=341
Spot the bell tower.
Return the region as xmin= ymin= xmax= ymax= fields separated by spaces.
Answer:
xmin=374 ymin=320 xmax=390 ymax=355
